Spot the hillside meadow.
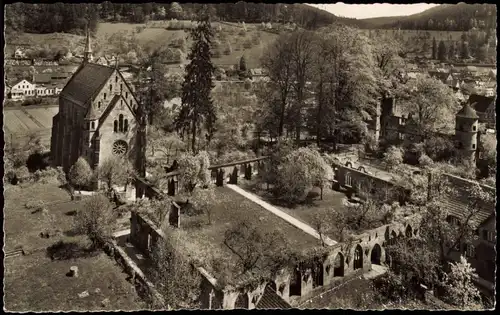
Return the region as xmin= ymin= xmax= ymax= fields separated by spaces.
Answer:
xmin=6 ymin=21 xmax=279 ymax=69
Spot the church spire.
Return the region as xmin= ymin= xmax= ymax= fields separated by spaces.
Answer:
xmin=83 ymin=22 xmax=93 ymax=64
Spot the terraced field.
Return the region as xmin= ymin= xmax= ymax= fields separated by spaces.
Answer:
xmin=4 ymin=106 xmax=58 ymax=146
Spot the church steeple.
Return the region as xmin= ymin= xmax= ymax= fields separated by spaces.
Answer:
xmin=83 ymin=22 xmax=93 ymax=64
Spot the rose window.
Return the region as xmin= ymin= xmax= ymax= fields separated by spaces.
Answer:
xmin=112 ymin=140 xmax=128 ymax=156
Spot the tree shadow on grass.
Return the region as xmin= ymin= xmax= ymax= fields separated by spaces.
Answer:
xmin=46 ymin=240 xmax=99 ymax=261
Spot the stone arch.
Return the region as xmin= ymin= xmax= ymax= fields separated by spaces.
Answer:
xmin=371 ymin=243 xmax=382 ymax=265
xmin=389 ymin=230 xmax=397 ymax=245
xmin=358 ymin=166 xmax=366 ymax=173
xmin=234 ymin=292 xmax=249 ymax=309
xmin=266 ymin=281 xmax=277 ymax=292
xmin=312 ymin=258 xmax=324 ymax=288
xmin=345 ymin=171 xmax=352 ymax=186
xmin=119 ymin=114 xmax=124 ymax=132
xmin=289 ymin=267 xmax=302 ymax=296
xmin=345 ymin=161 xmax=353 ymax=168
xmin=353 ymin=244 xmax=363 ymax=270
xmin=333 ymin=253 xmax=344 ymax=277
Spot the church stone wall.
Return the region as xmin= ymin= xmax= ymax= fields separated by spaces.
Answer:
xmin=97 ymin=95 xmax=137 ymax=167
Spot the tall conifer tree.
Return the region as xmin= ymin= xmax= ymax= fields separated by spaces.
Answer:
xmin=176 ymin=10 xmax=217 ymax=153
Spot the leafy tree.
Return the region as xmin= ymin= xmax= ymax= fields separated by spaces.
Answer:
xmin=273 ymin=147 xmax=333 ymax=204
xmin=73 ymin=194 xmax=115 ymax=250
xmin=432 ymin=37 xmax=437 ymax=59
xmin=478 ymin=132 xmax=496 ymax=177
xmin=149 ymin=230 xmax=201 ymax=309
xmin=177 ymin=151 xmax=211 ymax=194
xmin=169 ymin=2 xmax=183 ymax=19
xmin=442 ymin=256 xmax=482 ymax=309
xmin=68 ymin=157 xmax=93 ymax=193
xmin=311 ymin=24 xmax=379 ymax=147
xmin=384 ymin=146 xmax=404 ymax=170
xmin=98 ymin=156 xmax=134 ymax=191
xmin=382 ymin=237 xmax=441 ymax=298
xmin=190 ymin=188 xmax=216 ymax=224
xmin=175 ymin=13 xmax=217 ymax=153
xmin=437 ymin=40 xmax=447 ymax=61
xmin=223 ymin=219 xmax=290 ymax=274
xmin=399 ymin=76 xmax=459 ymax=134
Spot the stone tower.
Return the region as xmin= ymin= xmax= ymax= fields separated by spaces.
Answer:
xmin=83 ymin=23 xmax=93 ymax=64
xmin=455 ymin=103 xmax=479 ymax=163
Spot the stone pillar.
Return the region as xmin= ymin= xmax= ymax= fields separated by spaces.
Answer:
xmin=229 ymin=167 xmax=238 ymax=184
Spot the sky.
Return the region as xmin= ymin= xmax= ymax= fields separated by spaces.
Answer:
xmin=308 ymin=3 xmax=440 ymax=20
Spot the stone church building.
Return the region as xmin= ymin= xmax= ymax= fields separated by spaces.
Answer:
xmin=51 ymin=28 xmax=140 ymax=178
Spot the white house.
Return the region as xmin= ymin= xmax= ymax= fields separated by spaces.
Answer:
xmin=10 ymin=79 xmax=36 ymax=100
xmin=14 ymin=48 xmax=26 ymax=59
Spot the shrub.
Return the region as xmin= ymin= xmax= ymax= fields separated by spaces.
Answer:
xmin=15 ymin=166 xmax=32 ymax=183
xmin=182 ymin=216 xmax=205 ymax=229
xmin=243 ymin=39 xmax=252 ymax=49
xmin=25 ymin=200 xmax=45 ymax=210
xmin=212 ymin=49 xmax=222 ymax=58
xmin=418 ymin=154 xmax=434 ymax=168
xmin=69 ymin=157 xmax=93 ymax=192
xmin=384 ymin=146 xmax=404 ymax=170
xmin=73 ymin=194 xmax=116 ymax=250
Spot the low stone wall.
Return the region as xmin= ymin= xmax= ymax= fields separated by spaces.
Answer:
xmin=106 ymin=241 xmax=165 ymax=308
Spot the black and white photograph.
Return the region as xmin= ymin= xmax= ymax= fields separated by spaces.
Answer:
xmin=3 ymin=2 xmax=496 ymax=311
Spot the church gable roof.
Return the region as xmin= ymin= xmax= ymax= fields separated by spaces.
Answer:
xmin=60 ymin=63 xmax=115 ymax=106
xmin=468 ymin=94 xmax=496 ymax=114
xmin=97 ymin=94 xmax=138 ymax=131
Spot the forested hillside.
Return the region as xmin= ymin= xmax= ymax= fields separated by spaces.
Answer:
xmin=362 ymin=3 xmax=496 ymax=31
xmin=5 ymin=2 xmax=369 ymax=35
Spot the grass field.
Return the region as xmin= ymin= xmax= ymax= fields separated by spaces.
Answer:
xmin=3 ymin=181 xmax=144 ymax=311
xmin=3 ymin=182 xmax=85 ymax=252
xmin=4 ymin=252 xmax=145 ymax=312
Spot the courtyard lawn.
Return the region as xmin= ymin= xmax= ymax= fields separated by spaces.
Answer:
xmin=4 ymin=251 xmax=145 ymax=312
xmin=239 ymin=179 xmax=352 ymax=241
xmin=4 ymin=106 xmax=58 ymax=147
xmin=174 ymin=186 xmax=320 ymax=281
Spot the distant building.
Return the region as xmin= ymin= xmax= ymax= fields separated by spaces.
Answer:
xmin=10 ymin=79 xmax=36 ymax=100
xmin=250 ymin=68 xmax=269 ymax=82
xmin=14 ymin=48 xmax=26 ymax=59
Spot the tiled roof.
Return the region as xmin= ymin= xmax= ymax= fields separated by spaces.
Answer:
xmin=60 ymin=63 xmax=115 ymax=106
xmin=441 ymin=174 xmax=495 ymax=229
xmin=456 ymin=103 xmax=479 ymax=119
xmin=469 ymin=94 xmax=496 ymax=114
xmin=255 ymin=286 xmax=292 ymax=309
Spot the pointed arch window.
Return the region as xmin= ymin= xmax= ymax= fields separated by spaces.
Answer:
xmin=98 ymin=101 xmax=101 ymax=108
xmin=91 ymin=121 xmax=95 ymax=130
xmin=119 ymin=114 xmax=124 ymax=132
xmin=124 ymin=119 xmax=129 ymax=132
xmin=114 ymin=120 xmax=118 ymax=132
xmin=104 ymin=93 xmax=107 ymax=100
xmin=115 ymin=76 xmax=118 ymax=83
xmin=109 ymin=84 xmax=112 ymax=92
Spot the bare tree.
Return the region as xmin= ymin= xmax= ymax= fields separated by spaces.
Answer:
xmin=261 ymin=33 xmax=294 ymax=138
